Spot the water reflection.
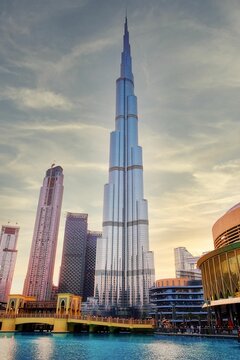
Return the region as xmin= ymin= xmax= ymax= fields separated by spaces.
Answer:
xmin=0 ymin=333 xmax=239 ymax=360
xmin=34 ymin=336 xmax=54 ymax=360
xmin=0 ymin=335 xmax=17 ymax=360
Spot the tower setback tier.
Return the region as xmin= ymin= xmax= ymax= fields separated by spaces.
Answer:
xmin=95 ymin=18 xmax=155 ymax=310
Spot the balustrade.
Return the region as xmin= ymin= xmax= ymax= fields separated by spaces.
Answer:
xmin=0 ymin=312 xmax=155 ymax=326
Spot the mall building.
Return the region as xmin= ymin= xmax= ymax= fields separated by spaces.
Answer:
xmin=197 ymin=203 xmax=240 ymax=329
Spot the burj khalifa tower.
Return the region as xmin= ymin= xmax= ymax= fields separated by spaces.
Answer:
xmin=95 ymin=18 xmax=155 ymax=312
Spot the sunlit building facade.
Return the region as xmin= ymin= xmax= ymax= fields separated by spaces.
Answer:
xmin=0 ymin=225 xmax=19 ymax=303
xmin=95 ymin=18 xmax=155 ymax=311
xmin=198 ymin=203 xmax=240 ymax=327
xmin=23 ymin=165 xmax=64 ymax=301
xmin=174 ymin=247 xmax=202 ymax=280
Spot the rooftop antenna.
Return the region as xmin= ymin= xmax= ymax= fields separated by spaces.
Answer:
xmin=125 ymin=1 xmax=128 ymax=32
xmin=125 ymin=0 xmax=129 ymax=20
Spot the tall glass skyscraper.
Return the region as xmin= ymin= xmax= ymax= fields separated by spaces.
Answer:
xmin=0 ymin=225 xmax=19 ymax=303
xmin=83 ymin=231 xmax=102 ymax=300
xmin=174 ymin=247 xmax=202 ymax=280
xmin=23 ymin=165 xmax=64 ymax=301
xmin=58 ymin=213 xmax=88 ymax=296
xmin=95 ymin=18 xmax=155 ymax=311
xmin=59 ymin=214 xmax=102 ymax=301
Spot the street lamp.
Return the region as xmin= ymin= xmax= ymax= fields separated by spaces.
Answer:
xmin=172 ymin=303 xmax=176 ymax=332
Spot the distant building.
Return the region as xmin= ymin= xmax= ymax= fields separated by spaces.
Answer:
xmin=81 ymin=296 xmax=99 ymax=316
xmin=0 ymin=225 xmax=19 ymax=302
xmin=23 ymin=165 xmax=64 ymax=301
xmin=83 ymin=231 xmax=102 ymax=301
xmin=58 ymin=213 xmax=101 ymax=301
xmin=174 ymin=247 xmax=202 ymax=280
xmin=50 ymin=285 xmax=58 ymax=301
xmin=58 ymin=213 xmax=88 ymax=297
xmin=156 ymin=278 xmax=189 ymax=287
xmin=198 ymin=202 xmax=240 ymax=329
xmin=149 ymin=278 xmax=208 ymax=329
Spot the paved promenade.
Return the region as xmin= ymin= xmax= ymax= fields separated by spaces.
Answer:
xmin=155 ymin=330 xmax=238 ymax=340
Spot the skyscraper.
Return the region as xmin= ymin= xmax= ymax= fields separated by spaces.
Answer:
xmin=23 ymin=165 xmax=64 ymax=301
xmin=58 ymin=213 xmax=88 ymax=296
xmin=0 ymin=225 xmax=19 ymax=302
xmin=83 ymin=231 xmax=102 ymax=300
xmin=174 ymin=247 xmax=202 ymax=280
xmin=95 ymin=18 xmax=155 ymax=311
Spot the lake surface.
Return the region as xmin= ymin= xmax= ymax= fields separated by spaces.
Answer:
xmin=0 ymin=333 xmax=239 ymax=360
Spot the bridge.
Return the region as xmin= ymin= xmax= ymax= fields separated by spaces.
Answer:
xmin=0 ymin=313 xmax=156 ymax=333
xmin=0 ymin=293 xmax=156 ymax=333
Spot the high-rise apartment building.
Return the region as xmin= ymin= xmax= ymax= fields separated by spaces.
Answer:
xmin=59 ymin=214 xmax=101 ymax=301
xmin=149 ymin=278 xmax=208 ymax=328
xmin=58 ymin=213 xmax=88 ymax=296
xmin=23 ymin=165 xmax=64 ymax=301
xmin=174 ymin=247 xmax=202 ymax=280
xmin=94 ymin=18 xmax=155 ymax=311
xmin=83 ymin=231 xmax=102 ymax=301
xmin=0 ymin=225 xmax=19 ymax=302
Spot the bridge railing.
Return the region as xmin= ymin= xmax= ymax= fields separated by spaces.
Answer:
xmin=1 ymin=312 xmax=155 ymax=326
xmin=69 ymin=315 xmax=155 ymax=326
xmin=1 ymin=313 xmax=56 ymax=319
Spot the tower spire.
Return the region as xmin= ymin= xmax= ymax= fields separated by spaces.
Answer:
xmin=125 ymin=0 xmax=128 ymax=20
xmin=121 ymin=15 xmax=133 ymax=81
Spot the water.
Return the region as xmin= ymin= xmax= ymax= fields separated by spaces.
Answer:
xmin=0 ymin=333 xmax=239 ymax=360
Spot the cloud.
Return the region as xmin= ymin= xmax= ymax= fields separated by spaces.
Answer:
xmin=1 ymin=87 xmax=73 ymax=110
xmin=64 ymin=161 xmax=107 ymax=171
xmin=18 ymin=121 xmax=109 ymax=133
xmin=52 ymin=37 xmax=116 ymax=75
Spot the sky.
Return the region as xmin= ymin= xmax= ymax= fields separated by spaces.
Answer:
xmin=1 ymin=0 xmax=240 ymax=293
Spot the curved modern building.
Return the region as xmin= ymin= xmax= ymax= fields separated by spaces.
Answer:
xmin=197 ymin=203 xmax=240 ymax=327
xmin=213 ymin=203 xmax=240 ymax=249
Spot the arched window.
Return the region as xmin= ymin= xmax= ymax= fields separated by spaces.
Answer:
xmin=60 ymin=299 xmax=65 ymax=314
xmin=10 ymin=300 xmax=15 ymax=311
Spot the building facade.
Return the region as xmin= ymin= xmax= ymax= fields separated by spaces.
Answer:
xmin=149 ymin=278 xmax=208 ymax=329
xmin=50 ymin=285 xmax=59 ymax=301
xmin=94 ymin=18 xmax=155 ymax=311
xmin=83 ymin=231 xmax=102 ymax=301
xmin=23 ymin=165 xmax=64 ymax=301
xmin=0 ymin=225 xmax=19 ymax=302
xmin=59 ymin=214 xmax=101 ymax=301
xmin=58 ymin=213 xmax=88 ymax=297
xmin=197 ymin=203 xmax=240 ymax=328
xmin=174 ymin=247 xmax=202 ymax=280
